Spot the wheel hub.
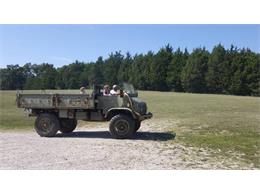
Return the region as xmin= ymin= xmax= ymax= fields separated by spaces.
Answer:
xmin=115 ymin=120 xmax=129 ymax=135
xmin=39 ymin=118 xmax=51 ymax=132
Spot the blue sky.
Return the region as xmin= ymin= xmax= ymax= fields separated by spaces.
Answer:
xmin=0 ymin=24 xmax=259 ymax=68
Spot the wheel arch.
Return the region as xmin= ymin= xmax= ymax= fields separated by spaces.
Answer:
xmin=31 ymin=109 xmax=59 ymax=117
xmin=105 ymin=108 xmax=136 ymax=120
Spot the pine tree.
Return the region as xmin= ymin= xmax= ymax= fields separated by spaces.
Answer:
xmin=118 ymin=52 xmax=132 ymax=83
xmin=166 ymin=48 xmax=188 ymax=91
xmin=88 ymin=57 xmax=104 ymax=85
xmin=150 ymin=44 xmax=173 ymax=91
xmin=103 ymin=51 xmax=124 ymax=85
xmin=206 ymin=44 xmax=227 ymax=93
xmin=181 ymin=48 xmax=209 ymax=93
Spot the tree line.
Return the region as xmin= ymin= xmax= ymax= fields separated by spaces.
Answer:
xmin=0 ymin=44 xmax=259 ymax=96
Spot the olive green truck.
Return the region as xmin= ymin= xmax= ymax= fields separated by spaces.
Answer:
xmin=16 ymin=84 xmax=152 ymax=139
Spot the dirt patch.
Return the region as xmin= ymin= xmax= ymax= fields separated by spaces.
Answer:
xmin=0 ymin=121 xmax=255 ymax=169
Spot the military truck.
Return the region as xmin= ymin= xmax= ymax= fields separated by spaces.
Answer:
xmin=16 ymin=83 xmax=152 ymax=139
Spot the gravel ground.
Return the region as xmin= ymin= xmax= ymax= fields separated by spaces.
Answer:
xmin=0 ymin=122 xmax=254 ymax=169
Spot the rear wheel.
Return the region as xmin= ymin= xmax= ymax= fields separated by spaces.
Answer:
xmin=34 ymin=113 xmax=60 ymax=137
xmin=60 ymin=118 xmax=77 ymax=133
xmin=109 ymin=114 xmax=135 ymax=139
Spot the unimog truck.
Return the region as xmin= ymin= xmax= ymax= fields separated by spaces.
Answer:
xmin=16 ymin=83 xmax=152 ymax=139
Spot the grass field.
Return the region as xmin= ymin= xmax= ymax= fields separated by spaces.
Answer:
xmin=0 ymin=90 xmax=259 ymax=167
xmin=144 ymin=91 xmax=260 ymax=167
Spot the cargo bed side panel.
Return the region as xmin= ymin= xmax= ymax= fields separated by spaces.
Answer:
xmin=58 ymin=94 xmax=94 ymax=109
xmin=17 ymin=94 xmax=94 ymax=109
xmin=18 ymin=94 xmax=53 ymax=108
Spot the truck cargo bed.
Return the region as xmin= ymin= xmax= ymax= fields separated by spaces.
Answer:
xmin=16 ymin=93 xmax=94 ymax=109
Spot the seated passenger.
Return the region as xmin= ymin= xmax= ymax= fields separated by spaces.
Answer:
xmin=80 ymin=87 xmax=86 ymax=94
xmin=110 ymin=85 xmax=120 ymax=95
xmin=103 ymin=85 xmax=111 ymax=96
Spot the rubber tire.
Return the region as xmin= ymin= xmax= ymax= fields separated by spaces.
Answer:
xmin=60 ymin=119 xmax=77 ymax=133
xmin=134 ymin=120 xmax=141 ymax=132
xmin=109 ymin=114 xmax=135 ymax=139
xmin=34 ymin=113 xmax=60 ymax=137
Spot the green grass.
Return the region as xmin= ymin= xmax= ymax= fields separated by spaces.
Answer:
xmin=0 ymin=90 xmax=260 ymax=167
xmin=138 ymin=91 xmax=260 ymax=168
xmin=179 ymin=130 xmax=260 ymax=167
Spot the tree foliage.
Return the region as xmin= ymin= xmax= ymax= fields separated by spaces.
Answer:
xmin=181 ymin=48 xmax=209 ymax=93
xmin=0 ymin=44 xmax=259 ymax=96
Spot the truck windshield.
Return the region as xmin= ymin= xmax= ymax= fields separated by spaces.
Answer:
xmin=122 ymin=83 xmax=138 ymax=96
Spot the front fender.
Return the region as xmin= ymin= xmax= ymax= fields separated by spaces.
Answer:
xmin=105 ymin=108 xmax=136 ymax=120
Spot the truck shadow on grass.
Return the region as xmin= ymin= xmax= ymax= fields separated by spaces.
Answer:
xmin=55 ymin=131 xmax=176 ymax=141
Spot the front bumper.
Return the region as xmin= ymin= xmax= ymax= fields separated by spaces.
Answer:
xmin=139 ymin=112 xmax=153 ymax=121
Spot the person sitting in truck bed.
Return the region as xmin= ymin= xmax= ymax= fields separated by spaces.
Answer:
xmin=110 ymin=85 xmax=120 ymax=95
xmin=80 ymin=87 xmax=86 ymax=94
xmin=103 ymin=85 xmax=111 ymax=96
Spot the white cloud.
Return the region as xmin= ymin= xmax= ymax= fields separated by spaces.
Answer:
xmin=51 ymin=56 xmax=73 ymax=63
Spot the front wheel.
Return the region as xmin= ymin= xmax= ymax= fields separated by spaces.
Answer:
xmin=134 ymin=120 xmax=141 ymax=132
xmin=109 ymin=114 xmax=135 ymax=139
xmin=60 ymin=118 xmax=77 ymax=133
xmin=34 ymin=113 xmax=60 ymax=137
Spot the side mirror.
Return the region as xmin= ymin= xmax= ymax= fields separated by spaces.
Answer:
xmin=119 ymin=89 xmax=124 ymax=97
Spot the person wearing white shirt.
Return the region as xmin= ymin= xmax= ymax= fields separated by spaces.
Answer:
xmin=110 ymin=85 xmax=120 ymax=95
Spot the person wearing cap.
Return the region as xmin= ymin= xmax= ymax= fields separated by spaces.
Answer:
xmin=110 ymin=85 xmax=120 ymax=95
